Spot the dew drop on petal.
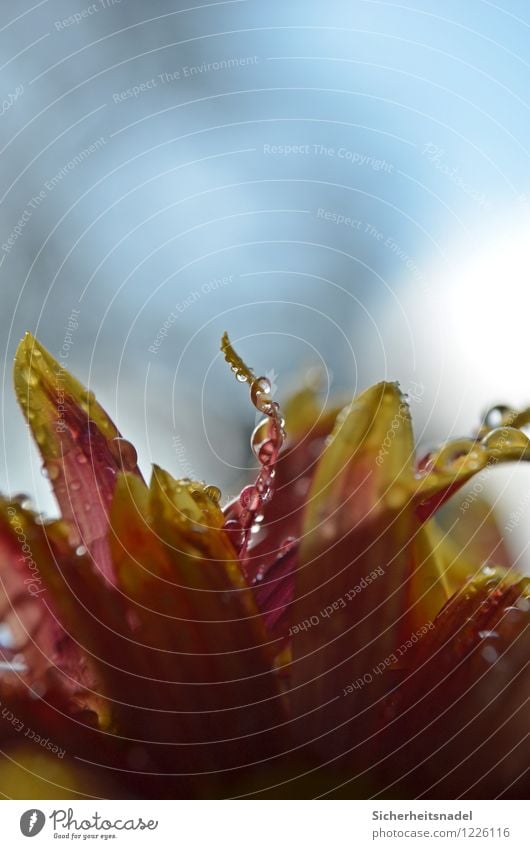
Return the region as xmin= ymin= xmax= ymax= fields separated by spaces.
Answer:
xmin=256 ymin=394 xmax=274 ymax=414
xmin=22 ymin=367 xmax=39 ymax=388
xmin=204 ymin=484 xmax=222 ymax=504
xmin=433 ymin=439 xmax=480 ymax=472
xmin=258 ymin=440 xmax=275 ymax=466
xmin=43 ymin=462 xmax=60 ymax=481
xmin=0 ymin=624 xmax=15 ymax=650
xmin=224 ymin=518 xmax=243 ymax=547
xmin=253 ymin=564 xmax=266 ymax=583
xmin=280 ymin=536 xmax=297 ymax=554
xmin=34 ymin=428 xmax=47 ymax=446
xmin=250 ymin=377 xmax=271 ymax=406
xmin=240 ymin=485 xmax=260 ymax=511
xmin=110 ymin=437 xmax=138 ymax=471
xmin=482 ymin=427 xmax=530 ymax=453
xmin=481 ymin=644 xmax=499 ymax=664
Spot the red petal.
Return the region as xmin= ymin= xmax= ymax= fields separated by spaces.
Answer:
xmin=13 ymin=334 xmax=144 ymax=583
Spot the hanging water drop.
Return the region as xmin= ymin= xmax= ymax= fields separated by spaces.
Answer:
xmin=240 ymin=485 xmax=260 ymax=511
xmin=110 ymin=437 xmax=138 ymax=470
xmin=250 ymin=377 xmax=271 ymax=406
xmin=482 ymin=405 xmax=512 ymax=430
xmin=258 ymin=440 xmax=275 ymax=466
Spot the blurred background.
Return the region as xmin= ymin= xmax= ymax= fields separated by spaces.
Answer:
xmin=1 ymin=0 xmax=529 ymax=566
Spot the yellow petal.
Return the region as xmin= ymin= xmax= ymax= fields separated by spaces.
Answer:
xmin=108 ymin=470 xmax=286 ymax=769
xmin=0 ymin=747 xmax=109 ymax=799
xmin=290 ymin=382 xmax=417 ymax=753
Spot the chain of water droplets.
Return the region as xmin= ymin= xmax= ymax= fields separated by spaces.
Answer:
xmin=221 ymin=335 xmax=286 ymax=563
xmin=423 ymin=403 xmax=530 ymax=476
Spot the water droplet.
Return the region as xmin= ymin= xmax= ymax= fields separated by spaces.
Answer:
xmin=42 ymin=462 xmax=60 ymax=481
xmin=204 ymin=484 xmax=221 ymax=504
xmin=253 ymin=564 xmax=266 ymax=583
xmin=481 ymin=564 xmax=497 ymax=577
xmin=481 ymin=644 xmax=499 ymax=664
xmin=80 ymin=390 xmax=95 ymax=411
xmin=236 ymin=372 xmax=247 ymax=383
xmin=295 ymin=477 xmax=310 ymax=497
xmin=250 ymin=377 xmax=271 ymax=406
xmin=224 ymin=518 xmax=243 ymax=547
xmin=256 ymin=470 xmax=275 ymax=492
xmin=483 ymin=405 xmax=512 ymax=430
xmin=256 ymin=394 xmax=273 ymax=414
xmin=34 ymin=427 xmax=47 ymax=446
xmin=240 ymin=485 xmax=260 ymax=511
xmin=0 ymin=624 xmax=15 ymax=649
xmin=482 ymin=427 xmax=530 ymax=454
xmin=433 ymin=439 xmax=483 ymax=472
xmin=258 ymin=440 xmax=275 ymax=466
xmin=478 ymin=630 xmax=499 ymax=640
xmin=22 ymin=367 xmax=39 ymax=388
xmin=75 ymin=545 xmax=87 ymax=556
xmin=280 ymin=536 xmax=296 ymax=554
xmin=110 ymin=437 xmax=138 ymax=470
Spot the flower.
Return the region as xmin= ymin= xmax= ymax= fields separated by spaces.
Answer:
xmin=0 ymin=331 xmax=527 ymax=799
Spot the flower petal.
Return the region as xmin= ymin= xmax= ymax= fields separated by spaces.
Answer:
xmin=0 ymin=499 xmax=88 ymax=688
xmin=414 ymin=427 xmax=530 ymax=522
xmin=377 ymin=577 xmax=530 ymax=797
xmin=436 ymin=496 xmax=512 ymax=571
xmin=13 ymin=333 xmax=144 ymax=582
xmin=290 ymin=382 xmax=417 ymax=754
xmin=107 ymin=469 xmax=287 ymax=772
